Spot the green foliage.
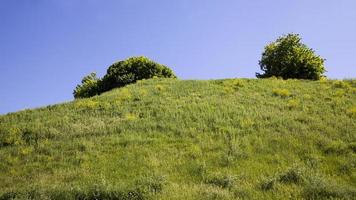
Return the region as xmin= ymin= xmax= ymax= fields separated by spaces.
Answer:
xmin=260 ymin=166 xmax=306 ymax=191
xmin=204 ymin=174 xmax=236 ymax=189
xmin=303 ymin=176 xmax=356 ymax=199
xmin=278 ymin=167 xmax=306 ymax=184
xmin=135 ymin=175 xmax=166 ymax=194
xmin=257 ymin=33 xmax=326 ymax=80
xmin=1 ymin=78 xmax=356 ymax=199
xmin=0 ymin=127 xmax=22 ymax=147
xmin=73 ymin=72 xmax=100 ymax=98
xmin=347 ymin=106 xmax=356 ymax=118
xmin=0 ymin=185 xmax=145 ymax=200
xmin=101 ymin=56 xmax=176 ymax=93
xmin=322 ymin=140 xmax=349 ymax=155
xmin=286 ymin=99 xmax=299 ymax=109
xmin=272 ymin=88 xmax=291 ymax=98
xmin=221 ymin=79 xmax=245 ymax=94
xmin=73 ymin=57 xmax=176 ymax=98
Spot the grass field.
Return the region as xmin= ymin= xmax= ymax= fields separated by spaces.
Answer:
xmin=0 ymin=78 xmax=355 ymax=199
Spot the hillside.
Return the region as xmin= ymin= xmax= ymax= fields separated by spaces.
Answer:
xmin=0 ymin=78 xmax=355 ymax=199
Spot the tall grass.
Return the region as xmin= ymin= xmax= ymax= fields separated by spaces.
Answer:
xmin=0 ymin=78 xmax=355 ymax=199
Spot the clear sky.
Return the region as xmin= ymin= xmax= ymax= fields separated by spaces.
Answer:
xmin=1 ymin=0 xmax=355 ymax=114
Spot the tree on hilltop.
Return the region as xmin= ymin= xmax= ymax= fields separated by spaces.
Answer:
xmin=256 ymin=33 xmax=326 ymax=80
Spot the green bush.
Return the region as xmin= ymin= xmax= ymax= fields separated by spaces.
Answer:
xmin=0 ymin=127 xmax=22 ymax=147
xmin=260 ymin=166 xmax=306 ymax=191
xmin=204 ymin=174 xmax=235 ymax=189
xmin=101 ymin=56 xmax=176 ymax=92
xmin=303 ymin=176 xmax=356 ymax=199
xmin=278 ymin=167 xmax=305 ymax=184
xmin=73 ymin=57 xmax=176 ymax=98
xmin=257 ymin=33 xmax=326 ymax=80
xmin=260 ymin=177 xmax=277 ymax=191
xmin=73 ymin=72 xmax=100 ymax=98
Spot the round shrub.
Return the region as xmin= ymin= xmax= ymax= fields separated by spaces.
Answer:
xmin=101 ymin=56 xmax=176 ymax=92
xmin=73 ymin=57 xmax=176 ymax=98
xmin=256 ymin=33 xmax=326 ymax=80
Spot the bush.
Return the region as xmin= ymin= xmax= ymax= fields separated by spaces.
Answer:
xmin=101 ymin=56 xmax=176 ymax=92
xmin=278 ymin=167 xmax=305 ymax=184
xmin=73 ymin=57 xmax=176 ymax=98
xmin=256 ymin=33 xmax=326 ymax=80
xmin=260 ymin=166 xmax=306 ymax=191
xmin=260 ymin=177 xmax=277 ymax=191
xmin=73 ymin=72 xmax=100 ymax=98
xmin=0 ymin=127 xmax=22 ymax=147
xmin=303 ymin=176 xmax=356 ymax=199
xmin=204 ymin=174 xmax=236 ymax=189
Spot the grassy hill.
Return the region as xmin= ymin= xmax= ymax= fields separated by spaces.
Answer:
xmin=0 ymin=78 xmax=355 ymax=199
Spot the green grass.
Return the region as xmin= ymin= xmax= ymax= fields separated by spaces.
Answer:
xmin=0 ymin=78 xmax=355 ymax=199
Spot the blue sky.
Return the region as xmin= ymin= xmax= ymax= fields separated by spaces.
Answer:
xmin=1 ymin=0 xmax=355 ymax=114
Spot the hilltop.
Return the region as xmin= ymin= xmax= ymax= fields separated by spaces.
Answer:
xmin=0 ymin=78 xmax=355 ymax=199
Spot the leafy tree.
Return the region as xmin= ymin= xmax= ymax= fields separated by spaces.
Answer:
xmin=101 ymin=56 xmax=176 ymax=92
xmin=73 ymin=72 xmax=100 ymax=98
xmin=256 ymin=34 xmax=326 ymax=80
xmin=73 ymin=57 xmax=176 ymax=98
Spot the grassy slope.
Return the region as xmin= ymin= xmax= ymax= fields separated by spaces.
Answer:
xmin=0 ymin=78 xmax=355 ymax=199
